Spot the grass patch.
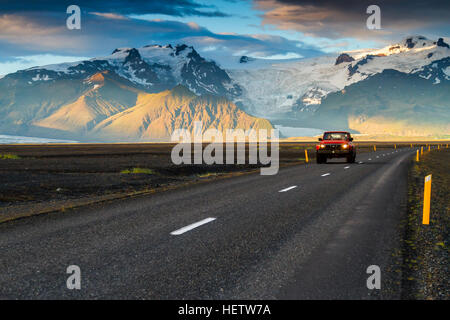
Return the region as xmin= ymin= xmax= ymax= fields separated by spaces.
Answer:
xmin=120 ymin=168 xmax=155 ymax=174
xmin=0 ymin=153 xmax=20 ymax=160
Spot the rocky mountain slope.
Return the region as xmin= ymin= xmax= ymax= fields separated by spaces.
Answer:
xmin=3 ymin=71 xmax=271 ymax=142
xmin=87 ymin=81 xmax=272 ymax=141
xmin=0 ymin=45 xmax=263 ymax=141
xmin=228 ymin=36 xmax=450 ymax=137
xmin=308 ymin=59 xmax=450 ymax=138
xmin=20 ymin=44 xmax=242 ymax=97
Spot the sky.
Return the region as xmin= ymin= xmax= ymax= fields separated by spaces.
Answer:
xmin=0 ymin=0 xmax=449 ymax=75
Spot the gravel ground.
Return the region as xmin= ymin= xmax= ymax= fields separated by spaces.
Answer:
xmin=402 ymin=148 xmax=449 ymax=299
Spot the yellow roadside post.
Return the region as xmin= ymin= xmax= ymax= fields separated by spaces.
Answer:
xmin=394 ymin=144 xmax=397 ymax=149
xmin=410 ymin=143 xmax=413 ymax=148
xmin=305 ymin=149 xmax=309 ymax=163
xmin=428 ymin=145 xmax=431 ymax=152
xmin=421 ymin=146 xmax=423 ymax=155
xmin=438 ymin=144 xmax=440 ymax=150
xmin=422 ymin=174 xmax=432 ymax=225
xmin=374 ymin=145 xmax=376 ymax=151
xmin=416 ymin=150 xmax=419 ymax=162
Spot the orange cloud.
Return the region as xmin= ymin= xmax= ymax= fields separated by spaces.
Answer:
xmin=253 ymin=0 xmax=448 ymax=40
xmin=90 ymin=12 xmax=129 ymax=20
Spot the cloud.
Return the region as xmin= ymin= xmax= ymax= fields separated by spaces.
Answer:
xmin=182 ymin=33 xmax=322 ymax=67
xmin=0 ymin=54 xmax=90 ymax=76
xmin=0 ymin=14 xmax=88 ymax=55
xmin=188 ymin=33 xmax=321 ymax=57
xmin=187 ymin=21 xmax=201 ymax=30
xmin=89 ymin=12 xmax=129 ymax=20
xmin=259 ymin=52 xmax=303 ymax=59
xmin=0 ymin=10 xmax=324 ymax=66
xmin=0 ymin=12 xmax=214 ymax=57
xmin=254 ymin=0 xmax=450 ymax=41
xmin=0 ymin=0 xmax=230 ymax=17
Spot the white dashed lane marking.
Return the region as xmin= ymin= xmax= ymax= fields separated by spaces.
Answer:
xmin=170 ymin=217 xmax=216 ymax=235
xmin=279 ymin=186 xmax=297 ymax=193
xmin=344 ymin=166 xmax=350 ymax=169
xmin=321 ymin=173 xmax=331 ymax=177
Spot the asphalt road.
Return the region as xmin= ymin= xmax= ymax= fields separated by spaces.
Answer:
xmin=0 ymin=147 xmax=417 ymax=299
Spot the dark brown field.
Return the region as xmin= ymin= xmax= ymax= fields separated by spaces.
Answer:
xmin=0 ymin=141 xmax=444 ymax=222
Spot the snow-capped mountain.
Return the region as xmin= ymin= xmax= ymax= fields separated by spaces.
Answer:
xmin=0 ymin=69 xmax=270 ymax=142
xmin=10 ymin=44 xmax=242 ymax=98
xmin=228 ymin=36 xmax=450 ymax=121
xmin=0 ymin=36 xmax=449 ymax=139
xmin=308 ymin=61 xmax=450 ymax=137
xmin=0 ymin=43 xmax=250 ymax=141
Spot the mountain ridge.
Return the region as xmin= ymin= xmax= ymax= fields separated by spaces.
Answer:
xmin=13 ymin=43 xmax=242 ymax=98
xmin=307 ymin=61 xmax=450 ymax=138
xmin=1 ymin=36 xmax=449 ymax=139
xmin=89 ymin=84 xmax=272 ymax=142
xmin=17 ymin=71 xmax=272 ymax=142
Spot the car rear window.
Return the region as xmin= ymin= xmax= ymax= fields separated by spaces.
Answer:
xmin=323 ymin=132 xmax=349 ymax=140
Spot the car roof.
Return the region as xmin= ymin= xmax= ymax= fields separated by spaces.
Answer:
xmin=323 ymin=131 xmax=350 ymax=134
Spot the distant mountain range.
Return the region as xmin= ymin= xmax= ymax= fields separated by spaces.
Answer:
xmin=0 ymin=44 xmax=266 ymax=141
xmin=0 ymin=36 xmax=449 ymax=140
xmin=309 ymin=61 xmax=450 ymax=138
xmin=0 ymin=69 xmax=269 ymax=141
xmin=230 ymin=36 xmax=450 ymax=138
